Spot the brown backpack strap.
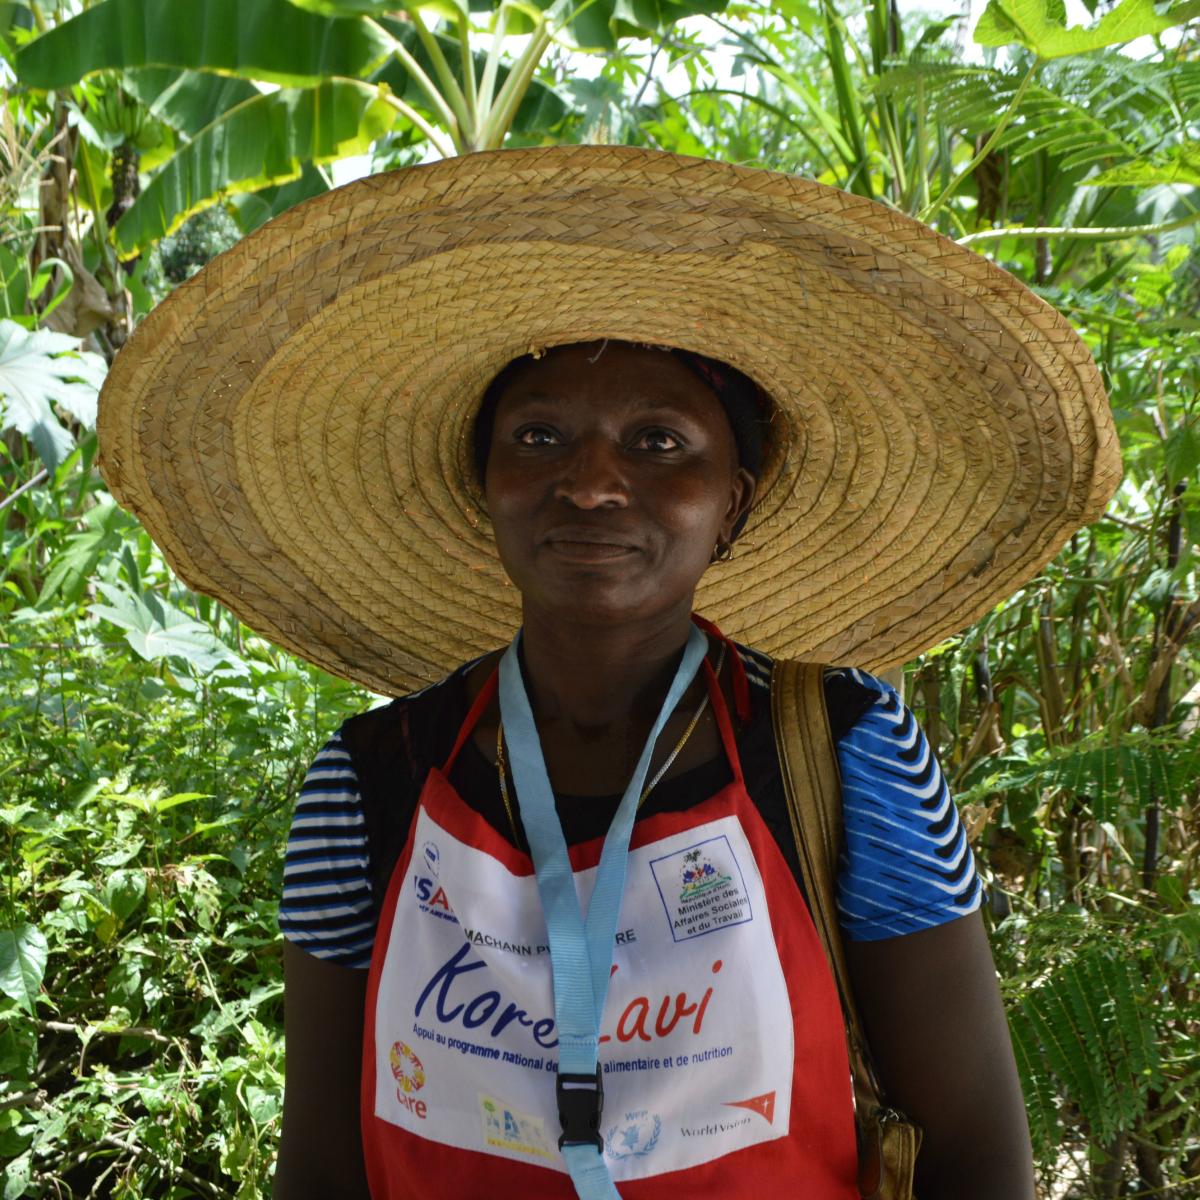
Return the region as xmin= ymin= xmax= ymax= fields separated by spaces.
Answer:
xmin=769 ymin=659 xmax=883 ymax=1111
xmin=771 ymin=659 xmax=924 ymax=1198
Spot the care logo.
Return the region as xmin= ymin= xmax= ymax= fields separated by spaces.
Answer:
xmin=604 ymin=1110 xmax=662 ymax=1161
xmin=389 ymin=1040 xmax=425 ymax=1094
xmin=388 ymin=1040 xmax=430 ymax=1120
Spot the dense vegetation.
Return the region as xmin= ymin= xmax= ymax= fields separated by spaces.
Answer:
xmin=1 ymin=0 xmax=1197 ymax=1194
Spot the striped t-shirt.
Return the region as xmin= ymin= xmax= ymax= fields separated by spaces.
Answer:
xmin=280 ymin=647 xmax=982 ymax=968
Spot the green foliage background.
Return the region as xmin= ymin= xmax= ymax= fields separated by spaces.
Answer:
xmin=0 ymin=0 xmax=1198 ymax=1195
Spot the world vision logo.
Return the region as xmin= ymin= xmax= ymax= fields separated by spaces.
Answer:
xmin=723 ymin=1092 xmax=775 ymax=1124
xmin=389 ymin=1040 xmax=429 ymax=1120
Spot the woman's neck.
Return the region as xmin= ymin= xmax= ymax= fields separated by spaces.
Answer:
xmin=516 ymin=602 xmax=699 ymax=733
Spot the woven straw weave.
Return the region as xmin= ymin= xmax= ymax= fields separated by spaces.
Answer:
xmin=98 ymin=145 xmax=1121 ymax=695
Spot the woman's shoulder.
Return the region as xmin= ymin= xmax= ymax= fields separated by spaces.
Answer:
xmin=338 ymin=653 xmax=494 ymax=765
xmin=730 ymin=642 xmax=887 ymax=742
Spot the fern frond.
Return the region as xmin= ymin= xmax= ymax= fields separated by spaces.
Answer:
xmin=876 ymin=52 xmax=1191 ymax=176
xmin=1010 ymin=948 xmax=1162 ymax=1146
xmin=966 ymin=732 xmax=1200 ymax=820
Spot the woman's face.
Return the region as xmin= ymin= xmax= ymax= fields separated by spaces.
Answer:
xmin=484 ymin=342 xmax=756 ymax=627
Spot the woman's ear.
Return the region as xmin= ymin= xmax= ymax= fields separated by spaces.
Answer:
xmin=721 ymin=467 xmax=757 ymax=545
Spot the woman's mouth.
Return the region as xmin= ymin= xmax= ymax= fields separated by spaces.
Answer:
xmin=544 ymin=539 xmax=638 ymax=563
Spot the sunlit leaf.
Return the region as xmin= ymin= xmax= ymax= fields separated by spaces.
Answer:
xmin=113 ymin=81 xmax=397 ymax=257
xmin=123 ymin=69 xmax=261 ymax=138
xmin=285 ymin=0 xmax=401 ymax=13
xmin=1088 ymin=142 xmax=1200 ymax=188
xmin=38 ymin=503 xmax=136 ymax=609
xmin=0 ymin=320 xmax=107 ymax=471
xmin=0 ymin=925 xmax=48 ymax=1014
xmin=1164 ymin=421 xmax=1200 ymax=488
xmin=104 ymin=869 xmax=147 ymax=923
xmin=974 ymin=0 xmax=1200 ymax=58
xmin=91 ymin=582 xmax=247 ymax=675
xmin=15 ymin=0 xmax=393 ymax=90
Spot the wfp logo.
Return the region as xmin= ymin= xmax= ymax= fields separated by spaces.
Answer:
xmin=605 ymin=1110 xmax=661 ymax=1161
xmin=389 ymin=1040 xmax=429 ymax=1120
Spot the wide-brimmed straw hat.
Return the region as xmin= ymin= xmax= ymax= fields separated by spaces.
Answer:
xmin=98 ymin=144 xmax=1121 ymax=696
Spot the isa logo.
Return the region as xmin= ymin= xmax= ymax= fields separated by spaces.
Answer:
xmin=421 ymin=841 xmax=440 ymax=876
xmin=413 ymin=874 xmax=456 ymax=921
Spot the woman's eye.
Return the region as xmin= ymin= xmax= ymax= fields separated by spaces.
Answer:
xmin=635 ymin=429 xmax=681 ymax=452
xmin=515 ymin=426 xmax=560 ymax=446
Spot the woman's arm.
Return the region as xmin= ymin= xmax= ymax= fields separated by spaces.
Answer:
xmin=844 ymin=912 xmax=1035 ymax=1200
xmin=274 ymin=940 xmax=371 ymax=1198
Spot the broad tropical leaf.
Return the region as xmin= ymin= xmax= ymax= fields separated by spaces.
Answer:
xmin=122 ymin=69 xmax=261 ymax=137
xmin=91 ymin=582 xmax=247 ymax=675
xmin=112 ymin=80 xmax=396 ymax=257
xmin=229 ymin=162 xmax=333 ymax=235
xmin=15 ymin=0 xmax=393 ymax=90
xmin=37 ymin=503 xmax=138 ymax=609
xmin=0 ymin=320 xmax=107 ymax=471
xmin=0 ymin=925 xmax=48 ymax=1015
xmin=1089 ymin=142 xmax=1200 ymax=188
xmin=975 ymin=0 xmax=1200 ymax=59
xmin=609 ymin=0 xmax=732 ymax=41
xmin=286 ymin=0 xmax=403 ymax=14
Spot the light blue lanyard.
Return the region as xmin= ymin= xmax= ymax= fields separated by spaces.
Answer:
xmin=497 ymin=624 xmax=708 ymax=1199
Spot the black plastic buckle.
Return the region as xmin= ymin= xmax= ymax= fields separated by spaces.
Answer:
xmin=556 ymin=1067 xmax=604 ymax=1151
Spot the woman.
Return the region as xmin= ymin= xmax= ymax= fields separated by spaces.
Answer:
xmin=96 ymin=147 xmax=1120 ymax=1198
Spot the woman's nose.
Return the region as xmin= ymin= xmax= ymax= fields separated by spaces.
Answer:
xmin=553 ymin=436 xmax=629 ymax=509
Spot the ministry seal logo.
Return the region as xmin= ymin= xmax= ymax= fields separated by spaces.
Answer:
xmin=651 ymin=833 xmax=754 ymax=942
xmin=389 ymin=1041 xmax=425 ymax=1095
xmin=605 ymin=1110 xmax=661 ymax=1161
xmin=678 ymin=847 xmax=729 ymax=897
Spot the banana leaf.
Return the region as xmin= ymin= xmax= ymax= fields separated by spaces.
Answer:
xmin=113 ymin=81 xmax=396 ymax=257
xmin=15 ymin=0 xmax=393 ymax=90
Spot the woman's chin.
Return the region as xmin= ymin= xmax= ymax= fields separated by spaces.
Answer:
xmin=519 ymin=579 xmax=696 ymax=630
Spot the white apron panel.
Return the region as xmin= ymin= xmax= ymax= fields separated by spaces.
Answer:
xmin=373 ymin=807 xmax=795 ymax=1181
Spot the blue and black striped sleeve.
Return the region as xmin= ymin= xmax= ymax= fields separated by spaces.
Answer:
xmin=278 ymin=732 xmax=376 ymax=968
xmin=832 ymin=668 xmax=983 ymax=940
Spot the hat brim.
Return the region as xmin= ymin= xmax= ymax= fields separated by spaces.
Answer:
xmin=98 ymin=145 xmax=1120 ymax=694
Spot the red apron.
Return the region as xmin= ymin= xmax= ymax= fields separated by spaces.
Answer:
xmin=362 ymin=640 xmax=860 ymax=1197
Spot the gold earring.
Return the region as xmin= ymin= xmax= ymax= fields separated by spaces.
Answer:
xmin=712 ymin=540 xmax=734 ymax=563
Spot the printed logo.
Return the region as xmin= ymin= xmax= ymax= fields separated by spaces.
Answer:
xmin=679 ymin=847 xmax=728 ymax=896
xmin=412 ymin=873 xmax=458 ymax=923
xmin=389 ymin=1040 xmax=429 ymax=1120
xmin=479 ymin=1093 xmax=555 ymax=1160
xmin=723 ymin=1091 xmax=776 ymax=1124
xmin=605 ymin=1110 xmax=662 ymax=1161
xmin=390 ymin=1041 xmax=425 ymax=1093
xmin=422 ymin=841 xmax=440 ymax=876
xmin=650 ymin=835 xmax=753 ymax=943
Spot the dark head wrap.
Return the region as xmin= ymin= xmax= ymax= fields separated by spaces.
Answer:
xmin=472 ymin=342 xmax=768 ymax=536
